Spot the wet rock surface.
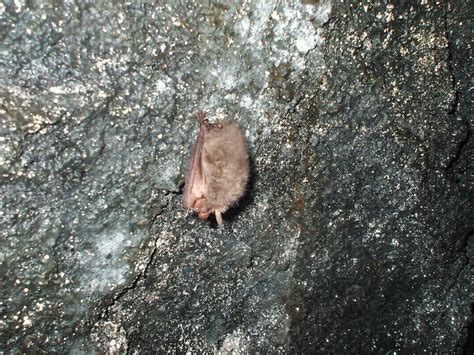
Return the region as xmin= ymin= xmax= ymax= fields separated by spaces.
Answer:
xmin=0 ymin=0 xmax=472 ymax=353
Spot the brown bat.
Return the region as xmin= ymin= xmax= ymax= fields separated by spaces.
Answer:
xmin=183 ymin=112 xmax=249 ymax=226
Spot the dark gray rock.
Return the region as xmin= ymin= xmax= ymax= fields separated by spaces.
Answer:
xmin=0 ymin=0 xmax=471 ymax=353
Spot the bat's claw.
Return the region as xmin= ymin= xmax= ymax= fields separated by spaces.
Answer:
xmin=195 ymin=111 xmax=206 ymax=125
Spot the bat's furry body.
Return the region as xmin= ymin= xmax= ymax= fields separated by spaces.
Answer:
xmin=183 ymin=113 xmax=249 ymax=226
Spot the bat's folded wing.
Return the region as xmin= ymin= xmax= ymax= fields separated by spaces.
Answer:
xmin=183 ymin=124 xmax=206 ymax=209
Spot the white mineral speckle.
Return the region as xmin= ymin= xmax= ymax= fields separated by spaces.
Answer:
xmin=13 ymin=0 xmax=23 ymax=12
xmin=78 ymin=229 xmax=138 ymax=295
xmin=155 ymin=79 xmax=168 ymax=93
xmin=22 ymin=316 xmax=32 ymax=327
xmin=219 ymin=329 xmax=248 ymax=353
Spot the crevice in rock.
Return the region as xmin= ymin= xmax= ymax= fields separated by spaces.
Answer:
xmin=443 ymin=1 xmax=459 ymax=116
xmin=97 ymin=272 xmax=143 ymax=321
xmin=444 ymin=121 xmax=471 ymax=172
xmin=95 ymin=193 xmax=175 ymax=322
xmin=96 ymin=228 xmax=160 ymax=321
xmin=51 ymin=224 xmax=67 ymax=276
xmin=462 ymin=302 xmax=474 ymax=355
xmin=442 ymin=0 xmax=471 ymax=173
xmin=457 ymin=229 xmax=473 ymax=354
xmin=442 ymin=255 xmax=469 ymax=299
xmin=443 ymin=229 xmax=472 ymax=298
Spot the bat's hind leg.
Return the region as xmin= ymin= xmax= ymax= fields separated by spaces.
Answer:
xmin=215 ymin=210 xmax=223 ymax=226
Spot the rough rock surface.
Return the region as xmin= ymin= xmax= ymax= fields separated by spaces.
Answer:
xmin=0 ymin=0 xmax=472 ymax=353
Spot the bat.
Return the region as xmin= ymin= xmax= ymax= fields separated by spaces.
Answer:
xmin=183 ymin=112 xmax=249 ymax=226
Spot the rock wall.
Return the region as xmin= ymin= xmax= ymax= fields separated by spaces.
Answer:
xmin=0 ymin=0 xmax=472 ymax=353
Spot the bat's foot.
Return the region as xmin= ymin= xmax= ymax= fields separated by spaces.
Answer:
xmin=195 ymin=111 xmax=206 ymax=125
xmin=195 ymin=111 xmax=223 ymax=130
